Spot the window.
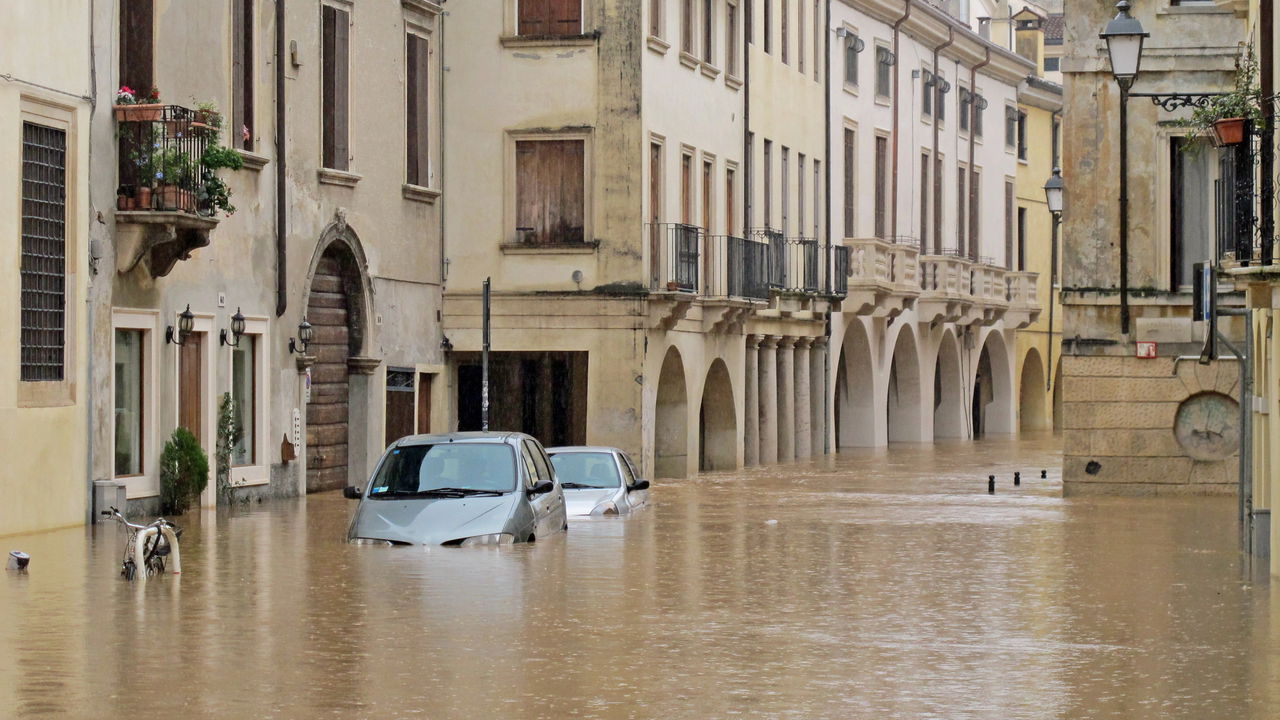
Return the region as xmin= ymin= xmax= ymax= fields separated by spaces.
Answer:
xmin=875 ymin=46 xmax=892 ymax=98
xmin=682 ymin=0 xmax=694 ymax=54
xmin=119 ymin=0 xmax=154 ymax=97
xmin=681 ymin=152 xmax=693 ymax=224
xmin=798 ymin=153 xmax=806 ymax=236
xmin=650 ymin=0 xmax=662 ymax=37
xmin=1171 ymin=136 xmax=1218 ymax=288
xmin=1017 ymin=207 xmax=1027 ymax=271
xmin=726 ymin=1 xmax=739 ymax=76
xmin=1005 ymin=106 xmax=1018 ymax=150
xmin=936 ymin=79 xmax=946 ymax=122
xmin=519 ymin=0 xmax=582 ymax=36
xmin=516 ymin=139 xmax=585 ymax=244
xmin=922 ymin=71 xmax=933 ymax=116
xmin=813 ymin=159 xmax=820 ymax=239
xmin=232 ymin=0 xmax=254 ymax=151
xmin=1044 ymin=56 xmax=1060 ymax=73
xmin=781 ymin=146 xmax=790 ymax=236
xmin=649 ymin=140 xmax=663 ymax=286
xmin=844 ymin=34 xmax=859 ymax=86
xmin=798 ymin=0 xmax=805 ymax=73
xmin=874 ymin=136 xmax=887 ymax=238
xmin=321 ymin=4 xmax=350 ymax=171
xmin=843 ymin=128 xmax=855 ymax=237
xmin=957 ymin=166 xmax=967 ymax=254
xmin=114 ymin=329 xmax=145 ymax=477
xmin=920 ymin=152 xmax=930 ymax=246
xmin=763 ymin=0 xmax=771 ymax=54
xmin=1004 ymin=180 xmax=1015 ymax=269
xmin=959 ymin=88 xmax=971 ymax=132
xmin=974 ymin=95 xmax=985 ymax=137
xmin=812 ymin=0 xmax=820 ymax=81
xmin=969 ymin=169 xmax=981 ymax=258
xmin=702 ymin=158 xmax=714 ymax=232
xmin=781 ymin=0 xmax=789 ymax=64
xmin=703 ymin=0 xmax=714 ymax=63
xmin=745 ymin=131 xmax=754 ymax=227
xmin=933 ymin=155 xmax=943 ymax=253
xmin=231 ymin=335 xmax=257 ymax=466
xmin=1052 ymin=118 xmax=1061 ymax=168
xmin=20 ymin=122 xmax=67 ymax=383
xmin=763 ymin=139 xmax=772 ymax=227
xmin=406 ymin=31 xmax=431 ymax=186
xmin=1017 ymin=110 xmax=1028 ymax=161
xmin=725 ymin=166 xmax=736 ymax=235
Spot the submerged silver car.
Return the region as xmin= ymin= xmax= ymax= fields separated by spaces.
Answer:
xmin=345 ymin=432 xmax=567 ymax=546
xmin=546 ymin=446 xmax=650 ymax=516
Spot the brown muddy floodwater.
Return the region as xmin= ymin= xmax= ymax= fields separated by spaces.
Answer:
xmin=1 ymin=434 xmax=1277 ymax=719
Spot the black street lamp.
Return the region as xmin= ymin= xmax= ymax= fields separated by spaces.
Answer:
xmin=1043 ymin=168 xmax=1065 ymax=392
xmin=289 ymin=317 xmax=314 ymax=355
xmin=1100 ymin=0 xmax=1148 ymax=336
xmin=220 ymin=307 xmax=246 ymax=347
xmin=166 ymin=304 xmax=195 ymax=346
xmin=1043 ymin=167 xmax=1065 ymax=218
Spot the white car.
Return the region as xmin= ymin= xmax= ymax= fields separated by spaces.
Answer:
xmin=546 ymin=446 xmax=650 ymax=516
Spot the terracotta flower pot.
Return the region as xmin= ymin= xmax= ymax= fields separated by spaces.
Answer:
xmin=116 ymin=195 xmax=135 ymax=211
xmin=1212 ymin=117 xmax=1246 ymax=146
xmin=157 ymin=185 xmax=196 ymax=212
xmin=114 ymin=103 xmax=164 ymax=122
xmin=136 ymin=186 xmax=153 ymax=209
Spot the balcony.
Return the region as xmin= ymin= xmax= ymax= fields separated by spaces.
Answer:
xmin=917 ymin=251 xmax=974 ymax=324
xmin=647 ymin=223 xmax=767 ymax=332
xmin=1004 ymin=270 xmax=1041 ymax=329
xmin=841 ymin=236 xmax=920 ymax=317
xmin=969 ymin=260 xmax=1009 ymax=326
xmin=114 ymin=104 xmax=219 ymax=278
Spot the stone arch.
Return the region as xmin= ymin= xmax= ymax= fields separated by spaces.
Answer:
xmin=835 ymin=319 xmax=877 ymax=447
xmin=933 ymin=329 xmax=966 ymax=439
xmin=887 ymin=325 xmax=924 ymax=443
xmin=655 ymin=346 xmax=689 ymax=479
xmin=1020 ymin=347 xmax=1048 ymax=431
xmin=972 ymin=330 xmax=1014 ymax=436
xmin=698 ymin=359 xmax=737 ymax=471
xmin=303 ymin=220 xmax=375 ymax=493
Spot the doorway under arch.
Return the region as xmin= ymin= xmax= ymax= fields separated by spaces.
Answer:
xmin=933 ymin=329 xmax=965 ymax=439
xmin=887 ymin=326 xmax=923 ymax=443
xmin=835 ymin=319 xmax=876 ymax=448
xmin=1020 ymin=347 xmax=1048 ymax=431
xmin=698 ymin=359 xmax=737 ymax=471
xmin=655 ymin=346 xmax=689 ymax=478
xmin=972 ymin=330 xmax=1014 ymax=437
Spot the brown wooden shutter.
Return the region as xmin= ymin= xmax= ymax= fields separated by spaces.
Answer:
xmin=725 ymin=168 xmax=735 ymax=236
xmin=934 ymin=156 xmax=942 ymax=254
xmin=232 ymin=0 xmax=254 ymax=151
xmin=520 ymin=0 xmax=549 ymax=36
xmin=969 ymin=170 xmax=981 ymax=260
xmin=406 ymin=33 xmax=430 ymax=185
xmin=681 ymin=154 xmax=692 ymax=225
xmin=120 ymin=0 xmax=154 ymax=95
xmin=920 ymin=154 xmax=929 ymax=247
xmin=517 ymin=140 xmax=584 ymax=245
xmin=874 ymin=136 xmax=886 ymax=239
xmin=551 ymin=0 xmax=581 ymax=34
xmin=321 ymin=6 xmax=350 ymax=170
xmin=1005 ymin=180 xmax=1014 ymax=268
xmin=957 ymin=166 xmax=966 ymax=256
xmin=843 ymin=129 xmax=854 ymax=238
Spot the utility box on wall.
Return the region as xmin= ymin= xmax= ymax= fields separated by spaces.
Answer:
xmin=92 ymin=480 xmax=128 ymax=521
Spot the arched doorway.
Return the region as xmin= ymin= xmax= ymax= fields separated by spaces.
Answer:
xmin=972 ymin=330 xmax=1013 ymax=437
xmin=1019 ymin=348 xmax=1048 ymax=431
xmin=305 ymin=241 xmax=366 ymax=492
xmin=835 ymin=319 xmax=876 ymax=448
xmin=887 ymin=326 xmax=923 ymax=443
xmin=655 ymin=346 xmax=688 ymax=478
xmin=933 ymin=329 xmax=965 ymax=438
xmin=698 ymin=359 xmax=737 ymax=471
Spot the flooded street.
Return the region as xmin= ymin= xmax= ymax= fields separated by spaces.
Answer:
xmin=2 ymin=434 xmax=1276 ymax=719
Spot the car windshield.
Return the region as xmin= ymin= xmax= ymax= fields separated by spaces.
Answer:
xmin=367 ymin=443 xmax=516 ymax=497
xmin=549 ymin=452 xmax=621 ymax=489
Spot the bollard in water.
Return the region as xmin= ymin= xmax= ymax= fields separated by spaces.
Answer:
xmin=1041 ymin=469 xmax=1047 ymax=479
xmin=988 ymin=475 xmax=995 ymax=494
xmin=1014 ymin=472 xmax=1021 ymax=486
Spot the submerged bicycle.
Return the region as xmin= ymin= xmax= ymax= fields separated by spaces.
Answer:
xmin=103 ymin=507 xmax=182 ymax=580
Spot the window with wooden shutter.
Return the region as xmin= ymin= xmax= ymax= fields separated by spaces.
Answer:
xmin=725 ymin=167 xmax=736 ymax=236
xmin=874 ymin=136 xmax=887 ymax=239
xmin=798 ymin=0 xmax=805 ymax=73
xmin=812 ymin=159 xmax=820 ymax=239
xmin=843 ymin=129 xmax=854 ymax=238
xmin=933 ymin=155 xmax=943 ymax=254
xmin=119 ymin=0 xmax=154 ymax=97
xmin=520 ymin=0 xmax=582 ymax=37
xmin=781 ymin=146 xmax=789 ymax=236
xmin=703 ymin=0 xmax=714 ymax=63
xmin=726 ymin=1 xmax=739 ymax=76
xmin=920 ymin=153 xmax=929 ymax=246
xmin=322 ymin=5 xmax=350 ymax=171
xmin=969 ymin=170 xmax=981 ymax=260
xmin=957 ymin=166 xmax=966 ymax=255
xmin=781 ymin=0 xmax=789 ymax=64
xmin=702 ymin=159 xmax=713 ymax=232
xmin=232 ymin=0 xmax=255 ymax=151
xmin=681 ymin=152 xmax=693 ymax=224
xmin=516 ymin=139 xmax=585 ymax=245
xmin=21 ymin=122 xmax=67 ymax=383
xmin=763 ymin=139 xmax=772 ymax=228
xmin=681 ymin=0 xmax=694 ymax=54
xmin=798 ymin=153 xmax=806 ymax=236
xmin=406 ymin=32 xmax=430 ymax=186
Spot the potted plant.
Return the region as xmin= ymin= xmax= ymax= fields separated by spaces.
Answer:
xmin=197 ymin=143 xmax=245 ymax=217
xmin=153 ymin=147 xmax=196 ymax=212
xmin=1184 ymin=45 xmax=1263 ymax=148
xmin=113 ymin=85 xmax=163 ymax=122
xmin=158 ymin=426 xmax=209 ymax=515
xmin=116 ymin=184 xmax=136 ymax=211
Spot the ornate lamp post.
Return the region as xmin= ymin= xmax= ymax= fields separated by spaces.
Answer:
xmin=1044 ymin=168 xmax=1065 ymax=391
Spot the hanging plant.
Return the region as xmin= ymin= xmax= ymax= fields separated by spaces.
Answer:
xmin=1181 ymin=44 xmax=1263 ymax=150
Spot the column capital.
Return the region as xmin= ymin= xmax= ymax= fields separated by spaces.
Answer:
xmin=776 ymin=336 xmax=796 ymax=349
xmin=760 ymin=335 xmax=780 ymax=349
xmin=746 ymin=334 xmax=762 ymax=350
xmin=810 ymin=335 xmax=828 ymax=350
xmin=794 ymin=336 xmax=814 ymax=350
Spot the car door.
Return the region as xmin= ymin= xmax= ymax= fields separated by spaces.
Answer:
xmin=515 ymin=441 xmax=542 ymax=540
xmin=523 ymin=439 xmax=563 ymax=537
xmin=619 ymin=451 xmax=649 ymax=509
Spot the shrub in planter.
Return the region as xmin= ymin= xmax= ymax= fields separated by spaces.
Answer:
xmin=1180 ymin=44 xmax=1263 ymax=151
xmin=159 ymin=427 xmax=209 ymax=515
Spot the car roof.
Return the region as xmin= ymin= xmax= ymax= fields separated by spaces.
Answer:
xmin=394 ymin=431 xmax=527 ymax=446
xmin=546 ymin=446 xmax=625 ymax=455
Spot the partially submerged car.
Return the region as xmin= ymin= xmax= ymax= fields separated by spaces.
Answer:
xmin=345 ymin=432 xmax=567 ymax=546
xmin=546 ymin=446 xmax=650 ymax=517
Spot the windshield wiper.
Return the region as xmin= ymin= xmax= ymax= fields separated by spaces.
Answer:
xmin=421 ymin=487 xmax=506 ymax=496
xmin=560 ymin=482 xmax=601 ymax=489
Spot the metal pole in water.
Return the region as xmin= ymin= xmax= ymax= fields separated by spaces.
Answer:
xmin=482 ymin=278 xmax=491 ymax=432
xmin=1014 ymin=472 xmax=1020 ymax=486
xmin=988 ymin=476 xmax=995 ymax=494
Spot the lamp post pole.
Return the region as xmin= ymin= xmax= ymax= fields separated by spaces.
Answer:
xmin=1118 ymin=79 xmax=1131 ymax=335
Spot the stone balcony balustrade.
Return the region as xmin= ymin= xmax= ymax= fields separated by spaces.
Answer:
xmin=1003 ymin=270 xmax=1041 ymax=329
xmin=841 ymin=236 xmax=919 ymax=317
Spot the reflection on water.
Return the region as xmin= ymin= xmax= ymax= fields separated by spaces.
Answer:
xmin=1 ymin=434 xmax=1275 ymax=718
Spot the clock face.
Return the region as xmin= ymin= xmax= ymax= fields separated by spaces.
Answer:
xmin=1173 ymin=392 xmax=1240 ymax=461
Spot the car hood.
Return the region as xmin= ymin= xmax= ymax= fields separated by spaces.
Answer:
xmin=349 ymin=495 xmax=517 ymax=545
xmin=564 ymin=487 xmax=619 ymax=516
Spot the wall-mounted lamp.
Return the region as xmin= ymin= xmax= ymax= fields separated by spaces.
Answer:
xmin=1043 ymin=167 xmax=1065 ymax=218
xmin=289 ymin=317 xmax=314 ymax=355
xmin=834 ymin=28 xmax=866 ymax=53
xmin=441 ymin=335 xmax=454 ymax=353
xmin=938 ymin=78 xmax=952 ymax=94
xmin=220 ymin=307 xmax=246 ymax=347
xmin=877 ymin=47 xmax=896 ymax=66
xmin=976 ymin=96 xmax=990 ymax=111
xmin=166 ymin=304 xmax=195 ymax=346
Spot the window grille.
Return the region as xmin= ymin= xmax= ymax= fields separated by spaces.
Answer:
xmin=21 ymin=122 xmax=67 ymax=382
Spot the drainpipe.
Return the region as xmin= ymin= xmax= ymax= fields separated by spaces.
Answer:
xmin=743 ymin=0 xmax=751 ymax=236
xmin=931 ymin=27 xmax=955 ymax=254
xmin=274 ymin=0 xmax=287 ymax=317
xmin=968 ymin=47 xmax=992 ymax=260
xmin=890 ymin=0 xmax=912 ymax=241
xmin=823 ymin=0 xmax=831 ymax=453
xmin=1261 ymin=0 xmax=1274 ymax=265
xmin=440 ymin=4 xmax=448 ymax=288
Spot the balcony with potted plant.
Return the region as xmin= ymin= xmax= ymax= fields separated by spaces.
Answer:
xmin=114 ymin=88 xmax=244 ymax=278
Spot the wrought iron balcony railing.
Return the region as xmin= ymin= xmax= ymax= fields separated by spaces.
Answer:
xmin=116 ymin=105 xmax=211 ymax=214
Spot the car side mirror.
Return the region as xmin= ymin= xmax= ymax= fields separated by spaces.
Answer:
xmin=343 ymin=486 xmax=363 ymax=500
xmin=527 ymin=480 xmax=555 ymax=496
xmin=628 ymin=480 xmax=650 ymax=492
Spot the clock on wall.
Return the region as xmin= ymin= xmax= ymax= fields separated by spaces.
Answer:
xmin=1173 ymin=391 xmax=1240 ymax=461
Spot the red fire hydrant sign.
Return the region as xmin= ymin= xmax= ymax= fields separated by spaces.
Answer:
xmin=1136 ymin=341 xmax=1157 ymax=359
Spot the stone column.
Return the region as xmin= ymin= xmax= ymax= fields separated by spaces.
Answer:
xmin=744 ymin=335 xmax=760 ymax=467
xmin=794 ymin=338 xmax=812 ymax=459
xmin=811 ymin=337 xmax=828 ymax=455
xmin=777 ymin=337 xmax=796 ymax=462
xmin=758 ymin=336 xmax=779 ymax=465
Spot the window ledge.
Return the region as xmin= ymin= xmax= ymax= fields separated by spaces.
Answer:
xmin=1159 ymin=4 xmax=1232 ymax=15
xmin=842 ymin=82 xmax=859 ymax=97
xmin=875 ymin=95 xmax=891 ymax=107
xmin=647 ymin=35 xmax=670 ymax=55
xmin=238 ymin=150 xmax=269 ymax=172
xmin=401 ymin=0 xmax=443 ymax=16
xmin=700 ymin=62 xmax=722 ymax=79
xmin=679 ymin=51 xmax=700 ymax=69
xmin=725 ymin=73 xmax=743 ymax=91
xmin=318 ymin=168 xmax=362 ymax=187
xmin=500 ymin=241 xmax=599 ymax=255
xmin=403 ymin=183 xmax=441 ymax=204
xmin=500 ymin=33 xmax=598 ymax=49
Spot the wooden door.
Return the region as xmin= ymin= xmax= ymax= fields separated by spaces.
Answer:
xmin=385 ymin=369 xmax=415 ymax=446
xmin=306 ymin=255 xmax=351 ymax=492
xmin=417 ymin=373 xmax=432 ymax=434
xmin=178 ymin=333 xmax=203 ymax=443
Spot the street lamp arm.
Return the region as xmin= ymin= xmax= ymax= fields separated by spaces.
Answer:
xmin=1127 ymin=91 xmax=1226 ymax=112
